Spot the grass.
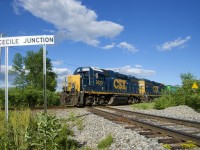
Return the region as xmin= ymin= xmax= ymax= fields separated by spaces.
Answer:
xmin=181 ymin=140 xmax=197 ymax=149
xmin=97 ymin=133 xmax=113 ymax=149
xmin=0 ymin=109 xmax=31 ymax=149
xmin=132 ymin=102 xmax=155 ymax=110
xmin=68 ymin=112 xmax=84 ymax=130
xmin=10 ymin=109 xmax=31 ymax=149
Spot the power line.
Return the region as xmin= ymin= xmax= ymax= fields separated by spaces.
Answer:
xmin=9 ymin=46 xmax=80 ymax=69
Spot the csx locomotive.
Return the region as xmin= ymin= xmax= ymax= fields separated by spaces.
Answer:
xmin=60 ymin=67 xmax=165 ymax=106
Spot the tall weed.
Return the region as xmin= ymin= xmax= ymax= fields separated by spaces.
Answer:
xmin=9 ymin=109 xmax=31 ymax=149
xmin=27 ymin=112 xmax=79 ymax=150
xmin=0 ymin=109 xmax=31 ymax=149
xmin=97 ymin=133 xmax=113 ymax=149
xmin=0 ymin=110 xmax=79 ymax=149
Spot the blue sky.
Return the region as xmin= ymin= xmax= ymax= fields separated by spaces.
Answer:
xmin=0 ymin=0 xmax=200 ymax=90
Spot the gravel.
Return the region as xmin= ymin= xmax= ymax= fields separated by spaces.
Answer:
xmin=50 ymin=105 xmax=200 ymax=150
xmin=114 ymin=105 xmax=200 ymax=122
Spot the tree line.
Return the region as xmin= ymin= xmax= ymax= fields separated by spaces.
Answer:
xmin=0 ymin=48 xmax=59 ymax=108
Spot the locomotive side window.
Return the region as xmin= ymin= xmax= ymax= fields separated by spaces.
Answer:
xmin=98 ymin=73 xmax=105 ymax=80
xmin=96 ymin=73 xmax=98 ymax=78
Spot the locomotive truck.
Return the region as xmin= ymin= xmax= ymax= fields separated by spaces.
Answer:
xmin=60 ymin=67 xmax=165 ymax=106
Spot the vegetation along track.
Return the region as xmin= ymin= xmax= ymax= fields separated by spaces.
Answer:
xmin=88 ymin=106 xmax=200 ymax=149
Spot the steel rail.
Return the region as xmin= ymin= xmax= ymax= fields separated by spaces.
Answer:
xmin=105 ymin=106 xmax=200 ymax=129
xmin=88 ymin=107 xmax=200 ymax=146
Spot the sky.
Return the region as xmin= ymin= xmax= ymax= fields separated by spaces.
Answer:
xmin=0 ymin=0 xmax=200 ymax=91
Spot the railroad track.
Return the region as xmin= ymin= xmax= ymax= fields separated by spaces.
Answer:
xmin=88 ymin=106 xmax=200 ymax=149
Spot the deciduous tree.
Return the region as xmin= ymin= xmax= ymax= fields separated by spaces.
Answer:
xmin=11 ymin=49 xmax=57 ymax=91
xmin=10 ymin=53 xmax=27 ymax=88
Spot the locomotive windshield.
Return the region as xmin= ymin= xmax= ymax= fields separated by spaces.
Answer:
xmin=74 ymin=67 xmax=90 ymax=74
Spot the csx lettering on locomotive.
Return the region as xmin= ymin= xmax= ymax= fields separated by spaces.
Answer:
xmin=96 ymin=80 xmax=104 ymax=85
xmin=114 ymin=79 xmax=127 ymax=90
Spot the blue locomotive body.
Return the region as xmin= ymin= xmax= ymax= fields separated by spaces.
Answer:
xmin=74 ymin=67 xmax=139 ymax=94
xmin=62 ymin=67 xmax=164 ymax=106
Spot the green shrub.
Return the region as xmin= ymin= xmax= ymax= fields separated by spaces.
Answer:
xmin=0 ymin=110 xmax=79 ymax=149
xmin=9 ymin=88 xmax=27 ymax=108
xmin=185 ymin=94 xmax=200 ymax=112
xmin=132 ymin=102 xmax=155 ymax=110
xmin=27 ymin=112 xmax=79 ymax=150
xmin=0 ymin=87 xmax=60 ymax=108
xmin=97 ymin=133 xmax=113 ymax=149
xmin=27 ymin=112 xmax=62 ymax=149
xmin=0 ymin=89 xmax=4 ymax=108
xmin=155 ymin=87 xmax=200 ymax=111
xmin=154 ymin=95 xmax=175 ymax=110
xmin=154 ymin=73 xmax=200 ymax=110
xmin=47 ymin=90 xmax=60 ymax=106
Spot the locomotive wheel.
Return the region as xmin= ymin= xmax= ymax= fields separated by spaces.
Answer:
xmin=128 ymin=99 xmax=133 ymax=104
xmin=99 ymin=99 xmax=105 ymax=105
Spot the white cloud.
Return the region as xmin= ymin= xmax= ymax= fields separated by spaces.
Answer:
xmin=157 ymin=36 xmax=191 ymax=51
xmin=52 ymin=60 xmax=64 ymax=66
xmin=117 ymin=42 xmax=138 ymax=53
xmin=12 ymin=0 xmax=22 ymax=15
xmin=43 ymin=29 xmax=56 ymax=34
xmin=101 ymin=42 xmax=139 ymax=53
xmin=0 ymin=65 xmax=15 ymax=88
xmin=109 ymin=65 xmax=155 ymax=77
xmin=53 ymin=67 xmax=71 ymax=76
xmin=13 ymin=0 xmax=124 ymax=46
xmin=53 ymin=67 xmax=72 ymax=91
xmin=101 ymin=43 xmax=116 ymax=49
xmin=135 ymin=64 xmax=142 ymax=68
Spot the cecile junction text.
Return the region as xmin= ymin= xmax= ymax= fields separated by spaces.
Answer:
xmin=1 ymin=35 xmax=54 ymax=121
xmin=0 ymin=35 xmax=54 ymax=47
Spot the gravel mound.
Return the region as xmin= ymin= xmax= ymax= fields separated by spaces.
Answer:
xmin=73 ymin=113 xmax=164 ymax=150
xmin=51 ymin=105 xmax=200 ymax=149
xmin=116 ymin=105 xmax=200 ymax=122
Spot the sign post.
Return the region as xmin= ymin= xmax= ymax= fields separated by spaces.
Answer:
xmin=0 ymin=35 xmax=54 ymax=121
xmin=5 ymin=46 xmax=8 ymax=121
xmin=43 ymin=44 xmax=47 ymax=113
